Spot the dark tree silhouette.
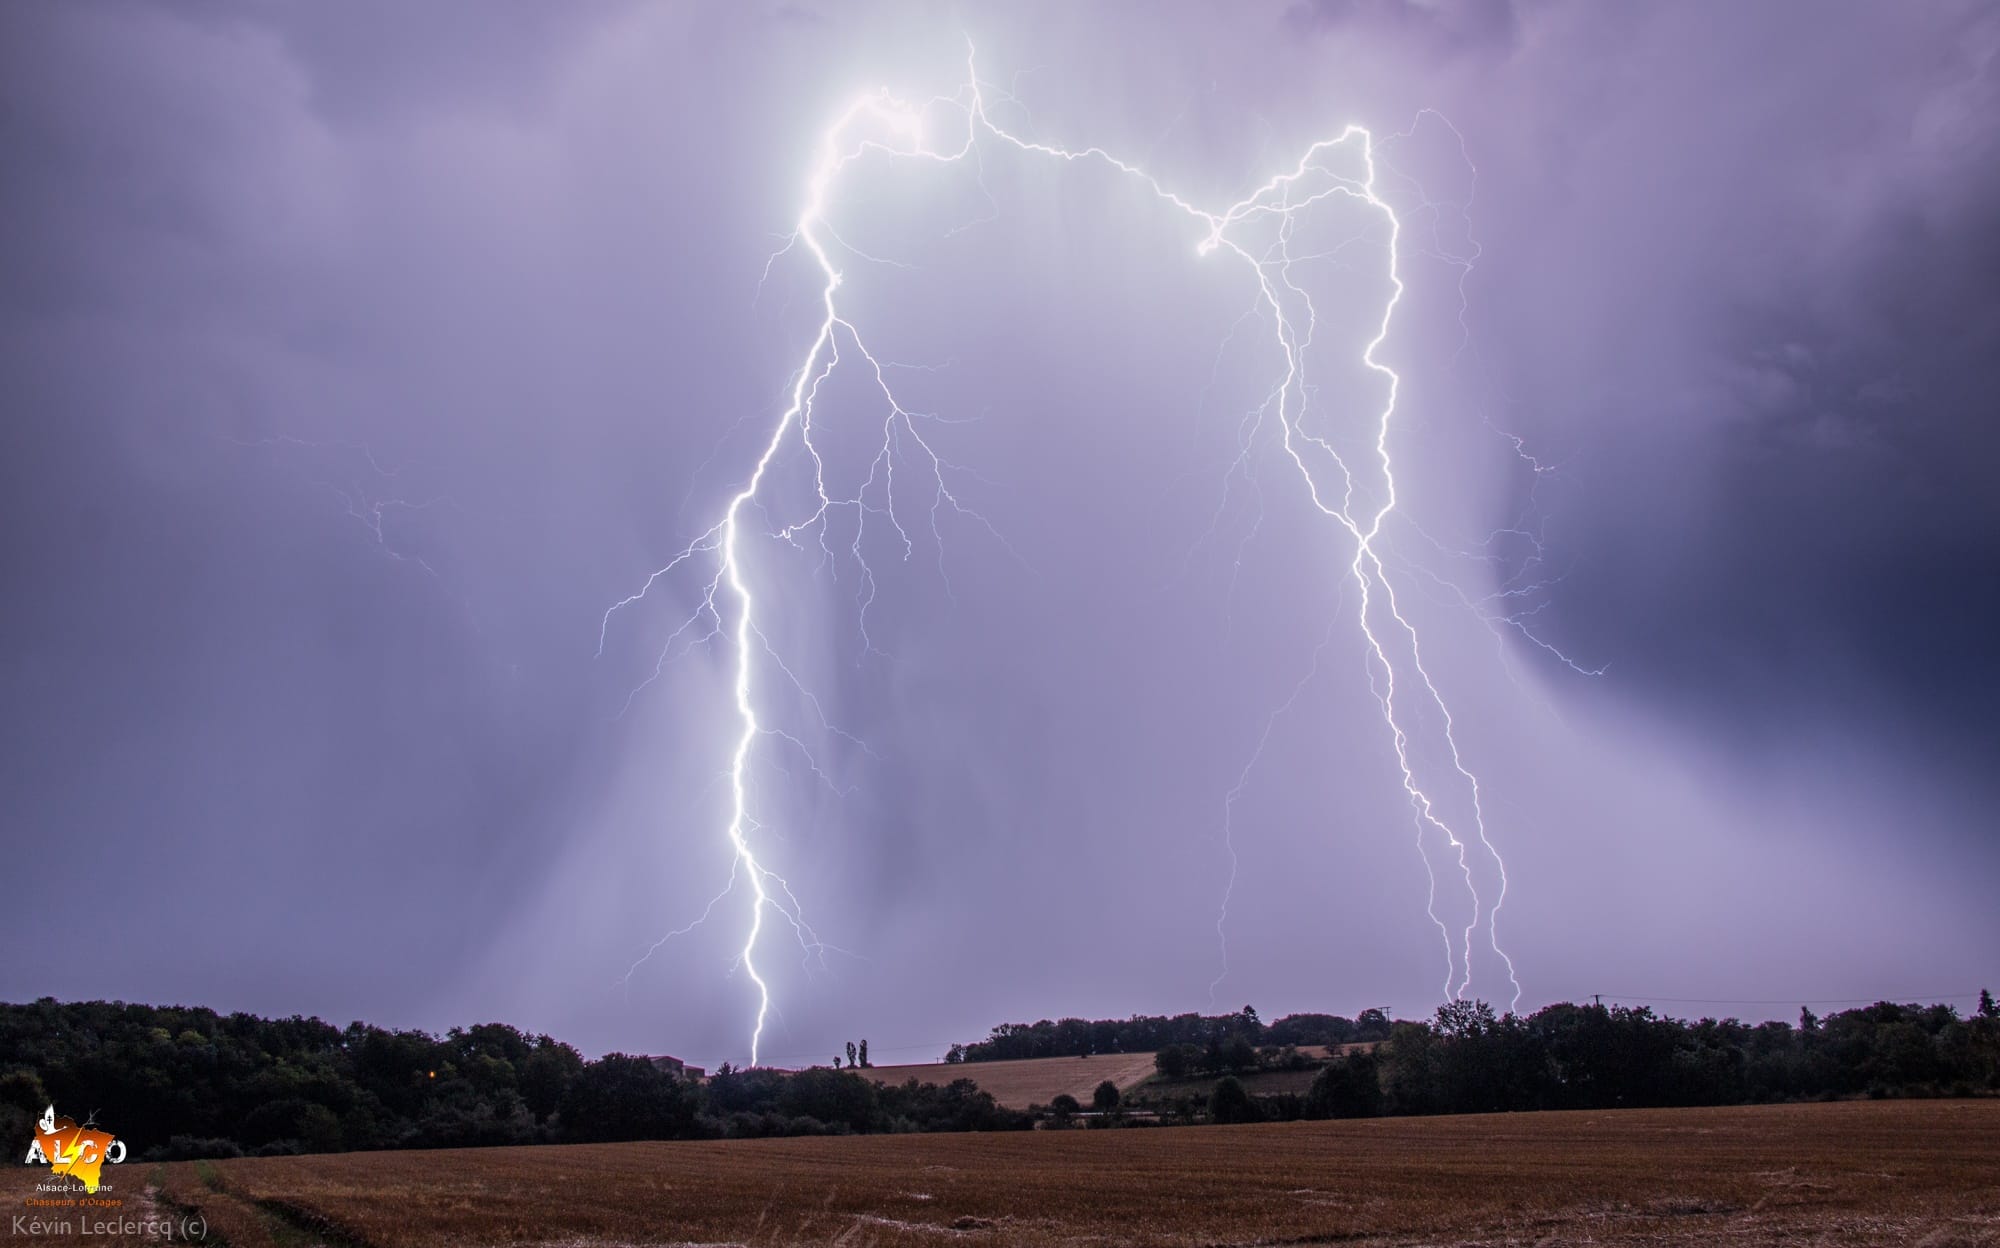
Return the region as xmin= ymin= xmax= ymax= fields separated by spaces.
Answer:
xmin=1208 ymin=1076 xmax=1261 ymax=1124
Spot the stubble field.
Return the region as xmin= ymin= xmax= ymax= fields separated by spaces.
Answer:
xmin=858 ymin=1047 xmax=1370 ymax=1110
xmin=860 ymin=1051 xmax=1166 ymax=1108
xmin=6 ymin=1100 xmax=1997 ymax=1247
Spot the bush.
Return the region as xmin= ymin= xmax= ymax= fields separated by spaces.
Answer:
xmin=1305 ymin=1051 xmax=1383 ymax=1119
xmin=878 ymin=1078 xmax=1028 ymax=1133
xmin=1268 ymin=1044 xmax=1314 ymax=1071
xmin=1154 ymin=1045 xmax=1196 ymax=1079
xmin=1208 ymin=1076 xmax=1262 ymax=1125
xmin=721 ymin=1111 xmax=826 ymax=1139
xmin=1221 ymin=1036 xmax=1259 ymax=1071
xmin=556 ymin=1054 xmax=697 ymax=1142
xmin=411 ymin=1088 xmax=535 ymax=1149
xmin=1091 ymin=1080 xmax=1120 ymax=1112
xmin=0 ymin=1069 xmax=46 ymax=1157
xmin=776 ymin=1068 xmax=878 ymax=1133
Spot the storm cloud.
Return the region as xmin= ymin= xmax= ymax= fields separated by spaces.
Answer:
xmin=2 ymin=1 xmax=1993 ymax=1067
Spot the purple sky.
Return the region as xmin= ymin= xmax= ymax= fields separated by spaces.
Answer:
xmin=3 ymin=1 xmax=1995 ymax=1069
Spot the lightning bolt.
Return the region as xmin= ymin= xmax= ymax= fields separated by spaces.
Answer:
xmin=227 ymin=434 xmax=452 ymax=579
xmin=1209 ymin=613 xmax=1345 ymax=1008
xmin=605 ymin=44 xmax=1537 ymax=1063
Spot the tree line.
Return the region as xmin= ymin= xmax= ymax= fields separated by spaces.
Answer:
xmin=1360 ymin=996 xmax=2000 ymax=1115
xmin=943 ymin=1004 xmax=1394 ymax=1063
xmin=1137 ymin=995 xmax=2000 ymax=1126
xmin=4 ymin=993 xmax=1993 ymax=1159
xmin=0 ymin=998 xmax=1025 ymax=1160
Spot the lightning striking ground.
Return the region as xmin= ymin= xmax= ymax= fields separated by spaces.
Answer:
xmin=605 ymin=48 xmax=1533 ymax=1063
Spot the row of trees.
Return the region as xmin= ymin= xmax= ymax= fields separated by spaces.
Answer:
xmin=1141 ymin=1059 xmax=1387 ymax=1127
xmin=0 ymin=999 xmax=1025 ymax=1160
xmin=8 ymin=994 xmax=1993 ymax=1157
xmin=1357 ymin=997 xmax=2000 ymax=1115
xmin=1044 ymin=1079 xmax=1125 ymax=1122
xmin=1140 ymin=996 xmax=2000 ymax=1126
xmin=945 ymin=1005 xmax=1394 ymax=1063
xmin=1151 ymin=1036 xmax=1321 ymax=1077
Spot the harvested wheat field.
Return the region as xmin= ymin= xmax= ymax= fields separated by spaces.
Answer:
xmin=7 ymin=1100 xmax=1998 ymax=1247
xmin=860 ymin=1052 xmax=1164 ymax=1108
xmin=860 ymin=1048 xmax=1367 ymax=1110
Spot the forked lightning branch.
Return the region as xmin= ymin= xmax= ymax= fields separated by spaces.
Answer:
xmin=602 ymin=46 xmax=1522 ymax=1065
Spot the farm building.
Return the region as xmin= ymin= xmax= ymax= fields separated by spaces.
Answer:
xmin=645 ymin=1054 xmax=706 ymax=1080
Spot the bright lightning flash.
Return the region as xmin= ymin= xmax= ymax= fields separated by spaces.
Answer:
xmin=604 ymin=46 xmax=1530 ymax=1065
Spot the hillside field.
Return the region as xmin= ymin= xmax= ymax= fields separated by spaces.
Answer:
xmin=860 ymin=1051 xmax=1164 ymax=1108
xmin=6 ymin=1100 xmax=1996 ymax=1247
xmin=858 ymin=1044 xmax=1359 ymax=1108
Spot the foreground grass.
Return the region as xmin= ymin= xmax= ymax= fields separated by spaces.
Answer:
xmin=6 ymin=1100 xmax=1998 ymax=1246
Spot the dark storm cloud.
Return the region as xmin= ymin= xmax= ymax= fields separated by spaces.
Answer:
xmin=1277 ymin=0 xmax=2000 ymax=812
xmin=1414 ymin=2 xmax=2000 ymax=780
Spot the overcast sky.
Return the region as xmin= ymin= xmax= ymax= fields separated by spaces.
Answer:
xmin=3 ymin=0 xmax=1995 ymax=1068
